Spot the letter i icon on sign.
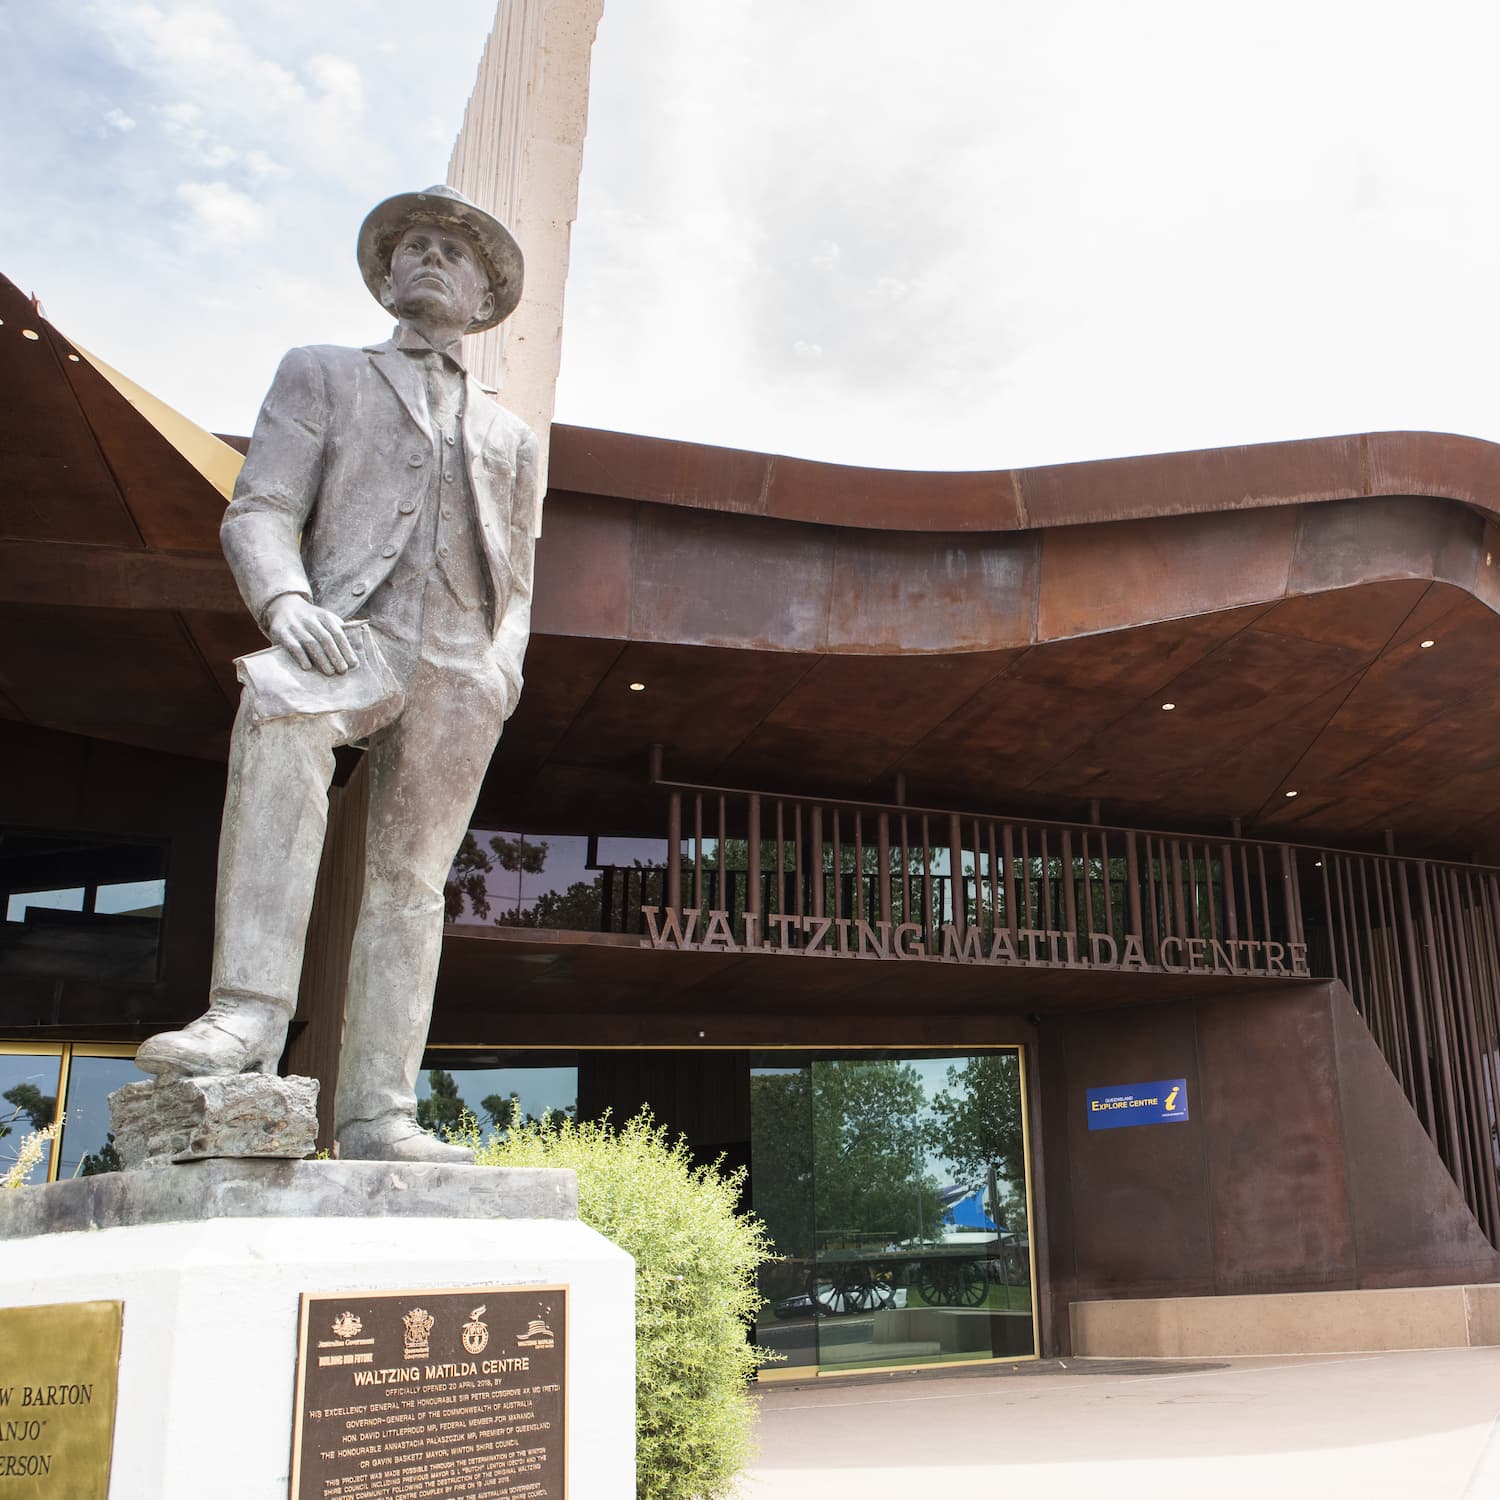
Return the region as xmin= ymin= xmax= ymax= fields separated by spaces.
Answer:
xmin=1164 ymin=1086 xmax=1180 ymax=1111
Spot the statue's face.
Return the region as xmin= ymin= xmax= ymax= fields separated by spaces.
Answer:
xmin=384 ymin=223 xmax=496 ymax=330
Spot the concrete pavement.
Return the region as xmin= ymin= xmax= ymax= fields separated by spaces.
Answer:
xmin=746 ymin=1348 xmax=1500 ymax=1499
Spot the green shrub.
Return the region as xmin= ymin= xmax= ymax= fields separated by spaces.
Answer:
xmin=471 ymin=1110 xmax=776 ymax=1500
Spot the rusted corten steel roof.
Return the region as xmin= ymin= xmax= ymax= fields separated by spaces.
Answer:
xmin=520 ymin=443 xmax=1500 ymax=854
xmin=6 ymin=269 xmax=1500 ymax=853
xmin=0 ymin=273 xmax=258 ymax=760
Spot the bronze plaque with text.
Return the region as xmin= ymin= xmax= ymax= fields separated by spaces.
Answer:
xmin=290 ymin=1284 xmax=566 ymax=1500
xmin=0 ymin=1300 xmax=123 ymax=1497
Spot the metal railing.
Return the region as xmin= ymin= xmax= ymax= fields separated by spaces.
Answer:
xmin=648 ymin=781 xmax=1306 ymax=970
xmin=638 ymin=776 xmax=1500 ymax=1247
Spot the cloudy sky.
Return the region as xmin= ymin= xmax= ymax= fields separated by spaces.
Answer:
xmin=5 ymin=2 xmax=1500 ymax=470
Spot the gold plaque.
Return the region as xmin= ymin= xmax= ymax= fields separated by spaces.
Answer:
xmin=0 ymin=1301 xmax=122 ymax=1497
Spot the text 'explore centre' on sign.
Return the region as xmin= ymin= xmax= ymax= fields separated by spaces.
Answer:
xmin=1086 ymin=1079 xmax=1190 ymax=1131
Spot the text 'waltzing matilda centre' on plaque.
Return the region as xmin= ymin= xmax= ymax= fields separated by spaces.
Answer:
xmin=291 ymin=1284 xmax=567 ymax=1499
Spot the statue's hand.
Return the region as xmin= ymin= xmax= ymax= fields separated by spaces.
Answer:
xmin=265 ymin=594 xmax=359 ymax=675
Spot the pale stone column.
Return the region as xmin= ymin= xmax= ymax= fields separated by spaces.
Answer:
xmin=448 ymin=0 xmax=606 ymax=526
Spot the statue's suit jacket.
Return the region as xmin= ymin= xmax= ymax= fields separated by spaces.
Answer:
xmin=220 ymin=336 xmax=540 ymax=715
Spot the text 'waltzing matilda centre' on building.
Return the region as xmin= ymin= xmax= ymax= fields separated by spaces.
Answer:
xmin=8 ymin=0 xmax=1500 ymax=1381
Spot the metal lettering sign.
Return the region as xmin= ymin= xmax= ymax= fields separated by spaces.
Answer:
xmin=0 ymin=1300 xmax=123 ymax=1496
xmin=640 ymin=907 xmax=1312 ymax=979
xmin=290 ymin=1284 xmax=567 ymax=1500
xmin=1086 ymin=1079 xmax=1190 ymax=1130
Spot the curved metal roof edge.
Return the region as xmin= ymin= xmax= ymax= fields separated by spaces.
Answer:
xmin=547 ymin=423 xmax=1500 ymax=536
xmin=16 ymin=267 xmax=1496 ymax=544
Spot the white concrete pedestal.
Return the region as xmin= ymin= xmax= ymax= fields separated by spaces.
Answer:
xmin=0 ymin=1162 xmax=634 ymax=1499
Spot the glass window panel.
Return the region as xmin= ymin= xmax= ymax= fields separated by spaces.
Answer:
xmin=94 ymin=880 xmax=166 ymax=916
xmin=1 ymin=830 xmax=167 ymax=985
xmin=56 ymin=1054 xmax=138 ymax=1179
xmin=749 ymin=1064 xmax=817 ymax=1371
xmin=810 ymin=1056 xmax=939 ymax=1370
xmin=7 ymin=889 xmax=84 ymax=920
xmin=447 ymin=830 xmax=598 ymax=931
xmin=447 ymin=831 xmax=677 ymax=935
xmin=400 ymin=1045 xmax=1033 ymax=1376
xmin=747 ymin=1049 xmax=1035 ymax=1373
xmin=0 ymin=1051 xmax=62 ymax=1185
xmin=595 ymin=837 xmax=667 ymax=868
xmin=415 ymin=1055 xmax=578 ymax=1138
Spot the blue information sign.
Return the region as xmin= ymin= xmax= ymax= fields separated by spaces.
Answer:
xmin=1086 ymin=1078 xmax=1190 ymax=1130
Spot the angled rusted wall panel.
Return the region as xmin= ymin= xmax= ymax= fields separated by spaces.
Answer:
xmin=1194 ymin=988 xmax=1356 ymax=1294
xmin=1330 ymin=988 xmax=1500 ymax=1287
xmin=1039 ymin=981 xmax=1499 ymax=1354
xmin=1041 ymin=1002 xmax=1216 ymax=1320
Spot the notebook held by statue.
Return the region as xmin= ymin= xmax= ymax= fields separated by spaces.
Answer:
xmin=234 ymin=620 xmax=401 ymax=721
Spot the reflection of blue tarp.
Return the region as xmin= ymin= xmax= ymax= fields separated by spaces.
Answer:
xmin=942 ymin=1186 xmax=1000 ymax=1231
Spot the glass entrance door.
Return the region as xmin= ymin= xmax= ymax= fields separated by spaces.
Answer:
xmin=752 ymin=1049 xmax=1035 ymax=1375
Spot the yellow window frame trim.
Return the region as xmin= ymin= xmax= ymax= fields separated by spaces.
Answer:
xmin=0 ymin=1041 xmax=139 ymax=1184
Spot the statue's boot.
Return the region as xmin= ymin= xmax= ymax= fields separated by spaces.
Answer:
xmin=134 ymin=996 xmax=291 ymax=1080
xmin=338 ymin=1116 xmax=475 ymax=1164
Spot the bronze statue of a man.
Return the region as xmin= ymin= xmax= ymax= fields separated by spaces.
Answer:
xmin=135 ymin=186 xmax=539 ymax=1162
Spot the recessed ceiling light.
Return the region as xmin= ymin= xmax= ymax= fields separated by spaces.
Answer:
xmin=21 ymin=329 xmax=39 ymax=341
xmin=1314 ymin=860 xmax=1323 ymax=868
xmin=1285 ymin=790 xmax=1298 ymax=798
xmin=1420 ymin=639 xmax=1435 ymax=649
xmin=629 ymin=682 xmax=645 ymax=692
xmin=1161 ymin=702 xmax=1176 ymax=711
xmin=67 ymin=353 xmax=80 ymax=362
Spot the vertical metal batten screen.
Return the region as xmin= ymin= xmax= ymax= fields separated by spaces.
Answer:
xmin=655 ymin=790 xmax=1304 ymax=972
xmin=625 ymin=777 xmax=1500 ymax=1248
xmin=1320 ymin=853 xmax=1500 ymax=1246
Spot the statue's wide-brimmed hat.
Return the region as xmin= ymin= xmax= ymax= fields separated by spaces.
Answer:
xmin=357 ymin=184 xmax=523 ymax=332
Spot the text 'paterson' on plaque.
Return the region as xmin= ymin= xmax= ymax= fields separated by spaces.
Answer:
xmin=290 ymin=1284 xmax=567 ymax=1500
xmin=0 ymin=1300 xmax=123 ymax=1496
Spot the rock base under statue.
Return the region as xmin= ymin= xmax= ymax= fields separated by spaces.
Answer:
xmin=109 ymin=1074 xmax=320 ymax=1168
xmin=0 ymin=1161 xmax=635 ymax=1499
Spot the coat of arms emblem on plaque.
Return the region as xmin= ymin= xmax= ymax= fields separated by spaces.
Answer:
xmin=330 ymin=1312 xmax=363 ymax=1341
xmin=402 ymin=1307 xmax=435 ymax=1360
xmin=462 ymin=1305 xmax=490 ymax=1354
